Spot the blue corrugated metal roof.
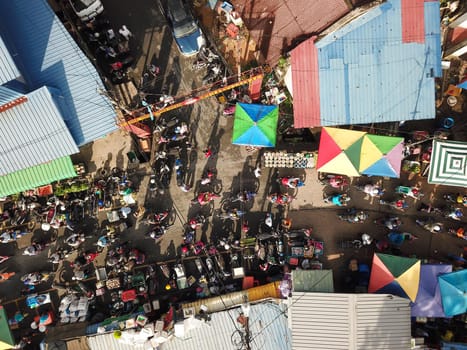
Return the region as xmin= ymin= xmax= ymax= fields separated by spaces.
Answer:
xmin=0 ymin=0 xmax=117 ymax=146
xmin=315 ymin=0 xmax=441 ymax=126
xmin=0 ymin=86 xmax=79 ymax=176
xmin=0 ymin=35 xmax=20 ymax=85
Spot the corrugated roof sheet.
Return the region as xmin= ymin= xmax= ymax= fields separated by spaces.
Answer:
xmin=291 ymin=0 xmax=441 ymax=127
xmin=0 ymin=0 xmax=117 ymax=146
xmin=160 ymin=302 xmax=291 ymax=350
xmin=0 ymin=86 xmax=78 ymax=175
xmin=290 ymin=293 xmax=411 ymax=350
xmin=0 ymin=35 xmax=20 ymax=84
xmin=291 ymin=38 xmax=321 ymax=128
xmin=401 ymin=0 xmax=425 ymax=43
xmin=230 ymin=0 xmax=350 ymax=63
xmin=0 ymin=156 xmax=76 ymax=197
xmin=0 ymin=85 xmax=24 ymax=106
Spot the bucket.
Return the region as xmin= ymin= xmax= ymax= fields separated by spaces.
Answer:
xmin=442 ymin=117 xmax=454 ymax=129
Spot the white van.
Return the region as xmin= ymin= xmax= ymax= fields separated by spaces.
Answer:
xmin=68 ymin=0 xmax=104 ymax=22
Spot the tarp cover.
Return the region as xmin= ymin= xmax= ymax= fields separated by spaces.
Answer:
xmin=411 ymin=264 xmax=452 ymax=318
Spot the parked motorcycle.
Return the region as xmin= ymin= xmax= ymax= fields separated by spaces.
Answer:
xmin=374 ymin=216 xmax=402 ymax=230
xmin=0 ymin=269 xmax=15 ymax=283
xmin=444 ymin=193 xmax=467 ymax=207
xmin=216 ymin=209 xmax=245 ymax=221
xmin=191 ymin=192 xmax=220 ymax=206
xmin=23 ymin=242 xmax=48 ymax=256
xmin=320 ymin=174 xmax=349 ymax=189
xmin=222 ymin=103 xmax=236 ymax=116
xmin=279 ymin=177 xmax=305 ymax=189
xmin=231 ymin=190 xmax=257 ymax=203
xmin=415 ymin=218 xmax=444 ymax=233
xmin=188 ymin=214 xmax=206 ymax=229
xmin=323 ymin=194 xmax=350 ymax=206
xmin=146 ymin=211 xmax=170 ymax=225
xmin=338 ymin=210 xmax=369 ymax=224
xmin=268 ymin=193 xmax=294 ymax=206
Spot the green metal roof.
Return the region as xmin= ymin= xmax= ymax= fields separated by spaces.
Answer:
xmin=292 ymin=270 xmax=334 ymax=293
xmin=0 ymin=156 xmax=76 ymax=197
xmin=0 ymin=306 xmax=15 ymax=348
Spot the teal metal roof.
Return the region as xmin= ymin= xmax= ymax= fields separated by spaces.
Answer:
xmin=0 ymin=0 xmax=117 ymax=146
xmin=0 ymin=156 xmax=76 ymax=197
xmin=0 ymin=86 xmax=79 ymax=176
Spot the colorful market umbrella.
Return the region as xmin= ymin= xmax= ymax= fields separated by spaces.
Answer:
xmin=316 ymin=127 xmax=365 ymax=176
xmin=317 ymin=127 xmax=404 ymax=178
xmin=411 ymin=264 xmax=452 ymax=317
xmin=438 ymin=269 xmax=467 ymax=317
xmin=428 ymin=139 xmax=467 ymax=187
xmin=368 ymin=253 xmax=420 ymax=302
xmin=232 ymin=103 xmax=278 ymax=147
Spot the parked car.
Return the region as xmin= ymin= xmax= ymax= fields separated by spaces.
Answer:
xmin=164 ymin=0 xmax=205 ymax=56
xmin=69 ymin=0 xmax=104 ymax=22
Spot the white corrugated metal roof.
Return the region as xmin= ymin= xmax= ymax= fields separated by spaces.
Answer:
xmin=0 ymin=86 xmax=78 ymax=175
xmin=0 ymin=35 xmax=20 ymax=84
xmin=161 ymin=302 xmax=291 ymax=350
xmin=290 ymin=293 xmax=411 ymax=350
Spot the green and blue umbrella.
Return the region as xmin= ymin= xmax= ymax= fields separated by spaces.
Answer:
xmin=232 ymin=103 xmax=278 ymax=147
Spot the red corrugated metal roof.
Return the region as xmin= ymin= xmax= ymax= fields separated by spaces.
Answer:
xmin=401 ymin=0 xmax=425 ymax=43
xmin=291 ymin=38 xmax=321 ymax=128
xmin=230 ymin=0 xmax=350 ymax=63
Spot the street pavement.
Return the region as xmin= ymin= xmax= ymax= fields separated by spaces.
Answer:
xmin=1 ymin=0 xmax=466 ymax=313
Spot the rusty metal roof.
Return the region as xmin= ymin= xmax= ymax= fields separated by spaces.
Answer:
xmin=230 ymin=0 xmax=351 ymax=63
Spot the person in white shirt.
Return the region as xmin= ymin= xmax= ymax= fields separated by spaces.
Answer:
xmin=119 ymin=25 xmax=133 ymax=41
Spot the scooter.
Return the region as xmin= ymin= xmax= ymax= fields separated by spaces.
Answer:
xmin=338 ymin=210 xmax=369 ymax=224
xmin=324 ymin=194 xmax=350 ymax=206
xmin=444 ymin=207 xmax=463 ymax=221
xmin=21 ymin=272 xmax=51 ymax=286
xmin=379 ymin=199 xmax=409 ymax=211
xmin=395 ymin=186 xmax=424 ymax=200
xmin=279 ymin=177 xmax=305 ymax=189
xmin=356 ymin=184 xmax=385 ymax=197
xmin=267 ymin=193 xmax=294 ymax=205
xmin=444 ymin=193 xmax=467 ymax=207
xmin=200 ymin=169 xmax=215 ymax=185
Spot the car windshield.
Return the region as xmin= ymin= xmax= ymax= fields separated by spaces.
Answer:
xmin=169 ymin=4 xmax=197 ymax=38
xmin=70 ymin=0 xmax=97 ymax=12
